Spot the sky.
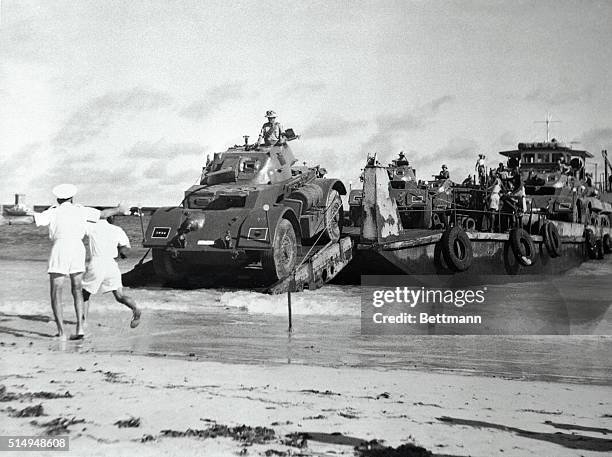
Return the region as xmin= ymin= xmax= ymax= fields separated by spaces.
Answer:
xmin=1 ymin=0 xmax=611 ymax=206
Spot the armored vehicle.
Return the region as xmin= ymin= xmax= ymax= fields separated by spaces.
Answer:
xmin=143 ymin=133 xmax=346 ymax=283
xmin=348 ymin=154 xmax=453 ymax=230
xmin=499 ymin=140 xmax=611 ymax=227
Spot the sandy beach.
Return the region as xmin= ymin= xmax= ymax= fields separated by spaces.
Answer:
xmin=1 ymin=323 xmax=611 ymax=456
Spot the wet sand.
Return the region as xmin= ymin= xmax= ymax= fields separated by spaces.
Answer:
xmin=1 ymin=330 xmax=612 ymax=457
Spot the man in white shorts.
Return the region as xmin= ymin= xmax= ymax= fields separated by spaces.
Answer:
xmin=82 ymin=216 xmax=141 ymax=329
xmin=34 ymin=184 xmax=128 ymax=340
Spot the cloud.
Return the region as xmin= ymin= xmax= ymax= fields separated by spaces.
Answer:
xmin=52 ymin=87 xmax=173 ymax=147
xmin=281 ymin=81 xmax=327 ymax=97
xmin=42 ymin=161 xmax=136 ymax=187
xmin=143 ymin=160 xmax=201 ymax=186
xmin=179 ymin=83 xmax=244 ymax=120
xmin=302 ymin=114 xmax=367 ymax=139
xmin=357 ymin=95 xmax=455 ymax=156
xmin=0 ymin=142 xmax=41 ymax=175
xmin=433 ymin=137 xmax=480 ymax=162
xmin=524 ymin=85 xmax=596 ymax=106
xmin=499 ymin=131 xmax=518 ymax=147
xmin=578 ymin=128 xmax=612 ymax=169
xmin=376 ymin=95 xmax=455 ymax=134
xmin=424 ymin=95 xmax=455 ymax=114
xmin=126 ymin=139 xmax=206 ymax=159
xmin=579 ymin=128 xmax=612 ymax=148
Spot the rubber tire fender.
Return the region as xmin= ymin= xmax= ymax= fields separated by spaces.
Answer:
xmin=603 ymin=233 xmax=612 ymax=254
xmin=509 ymin=228 xmax=537 ymax=267
xmin=541 ymin=222 xmax=561 ymax=258
xmin=440 ymin=225 xmax=473 ymax=272
xmin=596 ymin=239 xmax=605 ymax=260
xmin=584 ymin=228 xmax=597 ymax=259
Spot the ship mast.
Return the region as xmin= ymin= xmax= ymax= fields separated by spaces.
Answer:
xmin=534 ymin=112 xmax=561 ymax=142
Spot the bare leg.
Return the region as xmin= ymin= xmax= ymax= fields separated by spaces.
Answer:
xmin=70 ymin=272 xmax=85 ymax=337
xmin=112 ymin=288 xmax=141 ymax=328
xmin=49 ymin=273 xmax=66 ymax=338
xmin=82 ymin=289 xmax=91 ymax=329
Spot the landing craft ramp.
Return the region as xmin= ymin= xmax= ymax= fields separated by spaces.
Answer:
xmin=266 ymin=237 xmax=353 ymax=294
xmin=123 ymin=236 xmax=353 ymax=294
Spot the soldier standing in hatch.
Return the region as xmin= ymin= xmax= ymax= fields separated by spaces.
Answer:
xmin=257 ymin=110 xmax=284 ymax=146
xmin=436 ymin=165 xmax=449 ymax=180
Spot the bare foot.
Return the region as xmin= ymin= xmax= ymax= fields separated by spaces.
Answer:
xmin=130 ymin=309 xmax=141 ymax=329
xmin=54 ymin=333 xmax=67 ymax=341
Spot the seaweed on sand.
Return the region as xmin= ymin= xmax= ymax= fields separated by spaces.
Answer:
xmin=115 ymin=417 xmax=141 ymax=428
xmin=8 ymin=404 xmax=44 ymax=417
xmin=0 ymin=384 xmax=72 ymax=401
xmin=31 ymin=416 xmax=85 ymax=435
xmin=160 ymin=424 xmax=275 ymax=444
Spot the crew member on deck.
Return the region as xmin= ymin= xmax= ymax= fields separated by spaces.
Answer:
xmin=436 ymin=165 xmax=449 ymax=180
xmin=475 ymin=154 xmax=487 ymax=186
xmin=257 ymin=110 xmax=284 ymax=146
xmin=396 ymin=151 xmax=409 ymax=166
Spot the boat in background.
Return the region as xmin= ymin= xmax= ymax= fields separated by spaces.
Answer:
xmin=3 ymin=194 xmax=34 ymax=216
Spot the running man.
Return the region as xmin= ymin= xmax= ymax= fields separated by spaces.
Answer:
xmin=82 ymin=216 xmax=141 ymax=329
xmin=34 ymin=184 xmax=128 ymax=340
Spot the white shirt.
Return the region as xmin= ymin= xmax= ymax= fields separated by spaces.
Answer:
xmin=34 ymin=202 xmax=100 ymax=242
xmin=87 ymin=220 xmax=130 ymax=259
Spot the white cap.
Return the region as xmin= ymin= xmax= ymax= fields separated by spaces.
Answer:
xmin=52 ymin=183 xmax=77 ymax=199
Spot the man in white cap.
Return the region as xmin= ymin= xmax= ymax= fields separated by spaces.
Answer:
xmin=256 ymin=110 xmax=284 ymax=146
xmin=33 ymin=184 xmax=128 ymax=340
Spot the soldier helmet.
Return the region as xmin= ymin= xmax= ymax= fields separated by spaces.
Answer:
xmin=265 ymin=110 xmax=277 ymax=118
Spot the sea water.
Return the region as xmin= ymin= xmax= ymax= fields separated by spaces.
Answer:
xmin=1 ymin=216 xmax=611 ymax=384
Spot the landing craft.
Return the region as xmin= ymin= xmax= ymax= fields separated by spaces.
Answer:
xmin=342 ymin=139 xmax=612 ymax=279
xmin=142 ymin=130 xmax=346 ymax=284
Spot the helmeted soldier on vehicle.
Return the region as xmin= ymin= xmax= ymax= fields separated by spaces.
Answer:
xmin=435 ymin=164 xmax=449 ymax=180
xmin=257 ymin=110 xmax=285 ymax=146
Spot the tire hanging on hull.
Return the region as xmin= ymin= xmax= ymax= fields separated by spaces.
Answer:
xmin=584 ymin=228 xmax=598 ymax=259
xmin=603 ymin=234 xmax=612 ymax=255
xmin=440 ymin=226 xmax=473 ymax=272
xmin=509 ymin=228 xmax=537 ymax=266
xmin=541 ymin=222 xmax=561 ymax=258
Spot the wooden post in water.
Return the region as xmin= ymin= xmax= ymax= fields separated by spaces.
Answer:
xmin=287 ymin=275 xmax=295 ymax=332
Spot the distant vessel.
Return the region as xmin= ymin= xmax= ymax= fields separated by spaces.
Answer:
xmin=4 ymin=194 xmax=34 ymax=216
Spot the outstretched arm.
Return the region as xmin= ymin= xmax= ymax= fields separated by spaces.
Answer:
xmin=100 ymin=204 xmax=130 ymax=219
